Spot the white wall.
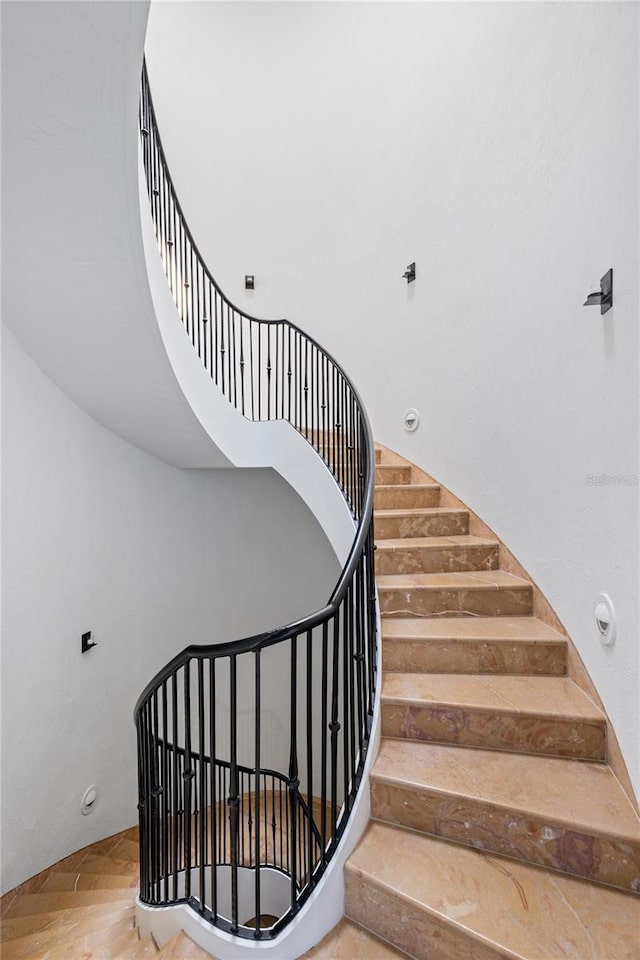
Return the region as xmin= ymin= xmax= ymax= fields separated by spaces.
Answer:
xmin=146 ymin=2 xmax=639 ymax=795
xmin=1 ymin=327 xmax=340 ymax=894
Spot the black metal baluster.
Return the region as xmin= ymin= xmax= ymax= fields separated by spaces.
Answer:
xmin=183 ymin=663 xmax=193 ymax=899
xmin=232 ymin=309 xmax=238 ymax=410
xmin=306 ymin=628 xmax=314 ymax=886
xmin=254 ymin=648 xmax=261 ymax=936
xmin=257 ymin=321 xmax=262 ymax=420
xmin=239 ymin=318 xmax=246 ymax=417
xmin=161 ymin=682 xmax=169 ymax=902
xmin=320 ymin=620 xmax=329 ymax=860
xmin=220 ymin=299 xmax=226 ymax=398
xmin=198 ymin=660 xmax=206 ymax=912
xmin=171 ymin=673 xmax=179 ymax=899
xmin=228 ymin=655 xmax=240 ymax=932
xmin=288 ymin=634 xmax=299 ymax=909
xmin=266 ymin=324 xmax=272 ymax=421
xmin=329 ymin=615 xmax=340 ymax=843
xmin=209 ymin=659 xmax=217 ymax=920
xmin=287 ymin=326 xmax=292 ymax=424
xmin=303 ymin=337 xmax=309 ymax=440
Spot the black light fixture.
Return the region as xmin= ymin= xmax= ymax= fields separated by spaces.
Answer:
xmin=245 ymin=275 xmax=255 ymax=290
xmin=402 ymin=262 xmax=416 ymax=284
xmin=583 ymin=269 xmax=613 ymax=315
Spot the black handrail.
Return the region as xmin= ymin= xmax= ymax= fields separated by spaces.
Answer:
xmin=135 ymin=61 xmax=377 ymax=941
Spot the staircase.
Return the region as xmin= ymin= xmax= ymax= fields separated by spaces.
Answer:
xmin=2 ymin=444 xmax=638 ymax=958
xmin=338 ymin=444 xmax=640 ymax=960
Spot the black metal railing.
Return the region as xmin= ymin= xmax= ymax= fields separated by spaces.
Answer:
xmin=135 ymin=61 xmax=377 ymax=940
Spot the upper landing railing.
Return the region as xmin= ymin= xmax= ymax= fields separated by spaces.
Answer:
xmin=135 ymin=61 xmax=377 ymax=940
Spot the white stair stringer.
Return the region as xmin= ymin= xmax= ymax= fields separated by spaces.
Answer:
xmin=139 ymin=156 xmax=356 ymax=566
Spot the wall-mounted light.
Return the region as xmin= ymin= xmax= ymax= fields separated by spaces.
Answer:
xmin=583 ymin=268 xmax=613 ymax=315
xmin=402 ymin=262 xmax=416 ymax=284
xmin=245 ymin=275 xmax=255 ymax=290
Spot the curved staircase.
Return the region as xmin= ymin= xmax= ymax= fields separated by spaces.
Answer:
xmin=340 ymin=444 xmax=640 ymax=960
xmin=3 ymin=444 xmax=638 ymax=959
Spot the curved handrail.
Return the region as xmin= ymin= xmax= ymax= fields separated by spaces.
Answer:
xmin=135 ymin=60 xmax=377 ymax=940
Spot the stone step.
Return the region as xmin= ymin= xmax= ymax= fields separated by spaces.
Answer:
xmin=381 ymin=674 xmax=606 ymax=760
xmin=381 ymin=616 xmax=567 ymax=675
xmin=38 ymin=869 xmax=138 ymax=894
xmin=375 ymin=464 xmax=412 ymax=486
xmin=375 ymin=535 xmax=499 ymax=575
xmin=0 ymin=903 xmax=134 ymax=942
xmin=3 ymin=888 xmax=134 ymax=919
xmin=374 ymin=507 xmax=469 ymax=539
xmin=377 ymin=570 xmax=533 ymax=618
xmin=302 ymin=917 xmax=411 ymax=958
xmin=371 ymin=739 xmax=640 ymax=891
xmin=375 ymin=447 xmax=382 ymax=464
xmin=374 ymin=484 xmax=440 ymax=510
xmin=0 ymin=910 xmax=135 ymax=957
xmin=345 ymin=822 xmax=640 ymax=960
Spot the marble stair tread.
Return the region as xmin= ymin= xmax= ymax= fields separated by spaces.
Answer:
xmin=0 ymin=909 xmax=135 ymax=955
xmin=378 ymin=570 xmax=533 ymax=618
xmin=377 ymin=570 xmax=530 ymax=591
xmin=375 ymin=536 xmax=499 ymax=574
xmin=3 ymin=887 xmax=135 ymax=918
xmin=381 ymin=617 xmax=567 ymax=674
xmin=382 ymin=673 xmax=603 ymax=719
xmin=381 ymin=674 xmax=606 ymax=759
xmin=38 ymin=869 xmax=138 ymax=893
xmin=374 ymin=507 xmax=469 ymax=538
xmin=345 ymin=822 xmax=640 ymax=960
xmin=375 ymin=464 xmax=412 ymax=484
xmin=377 ymin=534 xmax=497 ymax=549
xmin=370 ymin=740 xmax=640 ymax=893
xmin=0 ymin=903 xmax=135 ymax=941
xmin=157 ymin=931 xmax=219 ymax=958
xmin=374 ymin=484 xmax=441 ymax=509
xmin=302 ymin=917 xmax=411 ymax=958
xmin=381 ymin=616 xmax=565 ymax=642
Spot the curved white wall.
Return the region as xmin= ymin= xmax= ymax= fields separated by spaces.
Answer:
xmin=146 ymin=1 xmax=639 ymax=796
xmin=1 ymin=0 xmax=228 ymax=468
xmin=1 ymin=327 xmax=341 ymax=896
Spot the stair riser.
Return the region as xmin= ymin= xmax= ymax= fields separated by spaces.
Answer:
xmin=375 ymin=487 xmax=440 ymax=509
xmin=381 ymin=703 xmax=606 ymax=760
xmin=379 ymin=585 xmax=533 ymax=618
xmin=375 ymin=544 xmax=499 ymax=576
xmin=371 ymin=781 xmax=639 ymax=893
xmin=382 ymin=638 xmax=567 ymax=675
xmin=345 ymin=870 xmax=502 ymax=960
xmin=375 ymin=466 xmax=412 ymax=485
xmin=375 ymin=512 xmax=469 ymax=538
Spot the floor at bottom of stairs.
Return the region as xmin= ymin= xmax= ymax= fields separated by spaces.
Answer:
xmin=0 ymin=827 xmax=212 ymax=960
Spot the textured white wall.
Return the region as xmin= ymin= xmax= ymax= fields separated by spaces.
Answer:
xmin=146 ymin=1 xmax=639 ymax=795
xmin=1 ymin=327 xmax=340 ymax=894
